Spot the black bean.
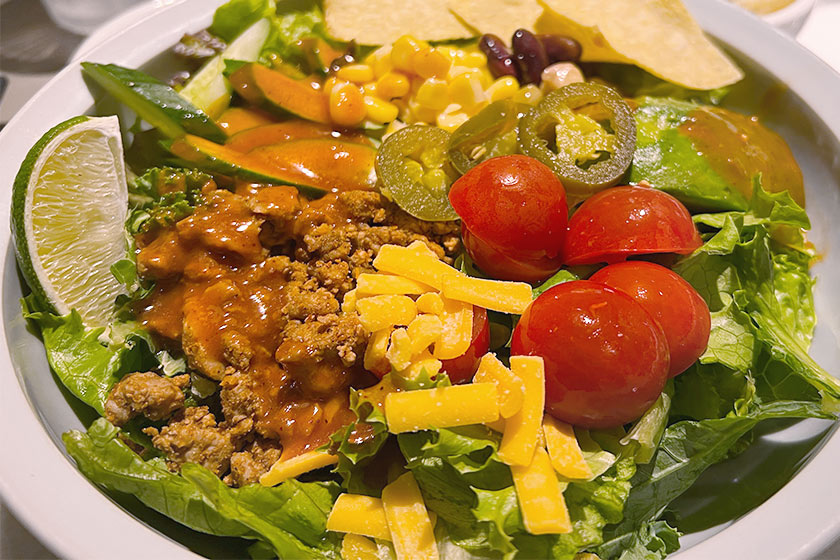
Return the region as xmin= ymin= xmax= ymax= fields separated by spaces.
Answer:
xmin=479 ymin=34 xmax=519 ymax=79
xmin=511 ymin=29 xmax=549 ymax=85
xmin=537 ymin=34 xmax=582 ymax=63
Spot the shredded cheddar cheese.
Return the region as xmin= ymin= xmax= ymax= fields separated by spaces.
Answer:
xmin=385 ymin=383 xmax=499 ymax=433
xmin=260 ymin=450 xmax=337 ymax=487
xmin=498 ymin=356 xmax=545 ymax=466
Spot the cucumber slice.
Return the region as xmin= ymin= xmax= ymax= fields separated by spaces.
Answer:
xmin=180 ymin=18 xmax=271 ymax=119
xmin=81 ymin=63 xmax=226 ymax=143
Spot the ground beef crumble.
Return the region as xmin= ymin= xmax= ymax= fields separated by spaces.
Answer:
xmin=127 ymin=184 xmax=460 ymax=485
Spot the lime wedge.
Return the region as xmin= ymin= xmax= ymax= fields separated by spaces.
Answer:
xmin=12 ymin=115 xmax=129 ymax=328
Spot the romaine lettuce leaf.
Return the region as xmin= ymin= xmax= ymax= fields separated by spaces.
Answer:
xmin=64 ymin=418 xmax=341 ymax=559
xmin=22 ymin=295 xmax=158 ymax=415
xmin=398 ymin=424 xmax=636 ymax=560
xmin=209 ymin=0 xmax=276 ymax=42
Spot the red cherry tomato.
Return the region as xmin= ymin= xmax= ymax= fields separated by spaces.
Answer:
xmin=563 ymin=185 xmax=702 ymax=266
xmin=449 ymin=155 xmax=568 ymax=282
xmin=441 ymin=306 xmax=490 ymax=384
xmin=511 ymin=280 xmax=669 ymax=428
xmin=590 ymin=261 xmax=711 ymax=377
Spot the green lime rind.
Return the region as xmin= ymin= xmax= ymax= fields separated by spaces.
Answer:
xmin=82 ymin=62 xmax=227 ymax=143
xmin=11 ymin=115 xmax=90 ymax=314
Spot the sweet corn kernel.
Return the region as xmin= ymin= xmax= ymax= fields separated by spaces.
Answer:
xmin=364 ymin=96 xmax=400 ymax=124
xmin=414 ymin=47 xmax=452 ymax=79
xmin=337 ymin=64 xmax=375 ymax=84
xmin=415 ymin=79 xmax=449 ymax=111
xmin=461 ymin=51 xmax=487 ymax=68
xmin=376 ymin=72 xmax=411 ymax=99
xmin=513 ymin=84 xmax=543 ymax=106
xmin=329 ymin=82 xmax=366 ymax=127
xmin=391 ymin=35 xmax=427 ymax=72
xmin=448 ymin=65 xmax=481 ymax=80
xmin=436 ymin=46 xmax=459 ymax=62
xmin=448 ymin=75 xmax=487 ymax=109
xmin=323 ymin=76 xmax=343 ymax=96
xmin=407 ymin=100 xmax=439 ymax=124
xmin=362 ymin=82 xmax=378 ymax=96
xmin=486 ymin=76 xmax=520 ymax=102
xmin=368 ymin=45 xmax=394 ymax=78
xmin=436 ymin=109 xmax=470 ymax=132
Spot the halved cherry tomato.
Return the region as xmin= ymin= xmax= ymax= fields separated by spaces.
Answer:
xmin=562 ymin=185 xmax=702 ymax=266
xmin=440 ymin=306 xmax=490 ymax=384
xmin=511 ymin=280 xmax=669 ymax=428
xmin=590 ymin=261 xmax=711 ymax=377
xmin=449 ymin=155 xmax=568 ymax=282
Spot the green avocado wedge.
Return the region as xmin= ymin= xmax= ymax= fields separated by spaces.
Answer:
xmin=82 ymin=63 xmax=227 ymax=143
xmin=167 ymin=135 xmax=377 ymax=198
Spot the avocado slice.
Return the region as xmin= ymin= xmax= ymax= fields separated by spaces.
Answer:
xmin=168 ymin=134 xmax=376 ymax=197
xmin=229 ymin=63 xmax=330 ymax=124
xmin=82 ymin=63 xmax=227 ymax=143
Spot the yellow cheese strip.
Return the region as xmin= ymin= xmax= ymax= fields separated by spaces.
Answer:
xmin=373 ymin=244 xmax=463 ymax=291
xmin=432 ymin=297 xmax=473 ymax=360
xmin=407 ymin=314 xmax=443 ymax=355
xmin=357 ymin=273 xmax=433 ymax=296
xmin=407 ymin=240 xmax=439 ymax=258
xmin=395 ymin=350 xmax=443 ymax=383
xmin=511 ymin=445 xmax=573 ymax=535
xmin=356 ymin=294 xmax=417 ymax=332
xmin=387 ymin=328 xmax=414 ymax=371
xmin=342 ymin=289 xmax=357 ymax=313
xmin=442 ymin=275 xmax=533 ymax=315
xmin=474 ymin=353 xmax=525 ymax=418
xmin=341 ymin=534 xmax=380 ymax=560
xmin=381 ymin=472 xmax=439 ymax=560
xmin=498 ymin=356 xmax=545 ymax=466
xmin=260 ymin=451 xmax=337 ymax=486
xmin=364 ymin=327 xmax=392 ymax=375
xmin=385 ymin=383 xmax=499 ymax=433
xmin=416 ymin=292 xmax=445 ymax=315
xmin=487 ymin=418 xmax=506 ymax=433
xmin=327 ymin=494 xmax=392 ymax=541
xmin=543 ymin=415 xmax=593 ymax=480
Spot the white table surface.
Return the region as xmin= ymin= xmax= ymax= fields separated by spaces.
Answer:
xmin=2 ymin=0 xmax=840 ymax=558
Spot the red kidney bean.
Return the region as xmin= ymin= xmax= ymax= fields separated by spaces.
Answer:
xmin=511 ymin=28 xmax=549 ymax=85
xmin=479 ymin=34 xmax=519 ymax=79
xmin=537 ymin=34 xmax=582 ymax=63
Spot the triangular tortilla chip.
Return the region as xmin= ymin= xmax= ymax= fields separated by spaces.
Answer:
xmin=536 ymin=0 xmax=743 ymax=90
xmin=325 ymin=0 xmax=473 ymax=45
xmin=449 ymin=0 xmax=543 ymax=41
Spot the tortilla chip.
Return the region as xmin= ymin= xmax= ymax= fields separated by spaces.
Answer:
xmin=324 ymin=0 xmax=473 ymax=45
xmin=448 ymin=0 xmax=543 ymax=42
xmin=536 ymin=0 xmax=743 ymax=90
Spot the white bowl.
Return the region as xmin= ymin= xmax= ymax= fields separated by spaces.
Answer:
xmin=764 ymin=0 xmax=818 ymax=35
xmin=1 ymin=1 xmax=840 ymax=558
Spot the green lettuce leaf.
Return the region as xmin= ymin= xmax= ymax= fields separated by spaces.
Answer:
xmin=23 ymin=296 xmax=158 ymax=415
xmin=597 ymin=520 xmax=681 ymax=560
xmin=209 ymin=0 xmax=276 ymax=42
xmin=64 ymin=418 xmax=341 ymax=559
xmin=329 ymin=388 xmax=390 ymax=495
xmin=605 ymin=399 xmax=832 ymax=542
xmin=398 ymin=424 xmax=636 ymax=560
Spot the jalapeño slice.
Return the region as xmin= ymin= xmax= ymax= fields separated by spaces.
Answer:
xmin=518 ymin=82 xmax=636 ymax=202
xmin=376 ymin=125 xmax=459 ymax=221
xmin=448 ymin=100 xmax=525 ymax=175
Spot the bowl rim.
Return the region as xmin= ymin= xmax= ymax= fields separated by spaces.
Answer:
xmin=1 ymin=0 xmax=839 ymax=559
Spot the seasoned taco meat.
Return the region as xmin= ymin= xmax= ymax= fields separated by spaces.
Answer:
xmin=104 ymin=372 xmax=188 ymax=427
xmin=133 ymin=182 xmax=459 ymax=485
